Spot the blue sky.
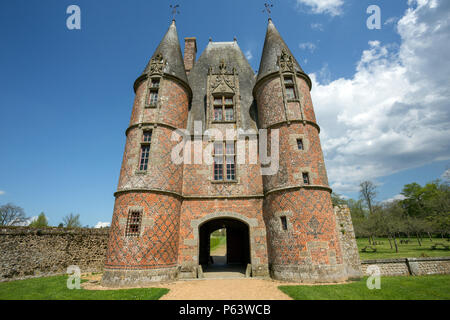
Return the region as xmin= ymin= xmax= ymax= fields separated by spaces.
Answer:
xmin=0 ymin=0 xmax=449 ymax=227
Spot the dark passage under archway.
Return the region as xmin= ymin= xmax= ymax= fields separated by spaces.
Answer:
xmin=199 ymin=218 xmax=250 ymax=271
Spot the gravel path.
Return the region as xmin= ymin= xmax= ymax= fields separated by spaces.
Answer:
xmin=82 ymin=274 xmax=294 ymax=300
xmin=159 ymin=278 xmax=293 ymax=300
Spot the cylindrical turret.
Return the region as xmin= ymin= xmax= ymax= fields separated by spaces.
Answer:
xmin=102 ymin=21 xmax=191 ymax=287
xmin=255 ymin=19 xmax=348 ymax=283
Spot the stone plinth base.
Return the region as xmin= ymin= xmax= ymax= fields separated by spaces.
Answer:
xmin=102 ymin=267 xmax=178 ymax=287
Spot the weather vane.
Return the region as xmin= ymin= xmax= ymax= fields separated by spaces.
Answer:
xmin=263 ymin=2 xmax=274 ymax=19
xmin=170 ymin=4 xmax=180 ymax=20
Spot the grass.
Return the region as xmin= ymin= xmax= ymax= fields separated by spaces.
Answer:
xmin=0 ymin=275 xmax=169 ymax=300
xmin=210 ymin=236 xmax=226 ymax=252
xmin=357 ymin=237 xmax=450 ymax=260
xmin=279 ymin=275 xmax=450 ymax=300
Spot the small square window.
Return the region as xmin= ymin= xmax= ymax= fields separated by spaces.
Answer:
xmin=143 ymin=131 xmax=152 ymax=143
xmin=224 ymin=97 xmax=233 ymax=105
xmin=297 ymin=139 xmax=304 ymax=150
xmin=149 ymin=91 xmax=158 ymax=106
xmin=214 ymin=108 xmax=223 ymax=121
xmin=281 ymin=216 xmax=288 ymax=231
xmin=126 ymin=210 xmax=142 ymax=237
xmin=286 ymin=87 xmax=296 ymax=99
xmin=302 ymin=172 xmax=310 ymax=185
xmin=151 ymin=79 xmax=160 ymax=88
xmin=224 ymin=108 xmax=234 ymax=121
xmin=284 ymin=76 xmax=294 ymax=85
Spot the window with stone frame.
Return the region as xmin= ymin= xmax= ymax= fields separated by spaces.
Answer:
xmin=147 ymin=78 xmax=160 ymax=107
xmin=284 ymin=75 xmax=296 ymax=100
xmin=213 ymin=141 xmax=236 ymax=181
xmin=297 ymin=138 xmax=304 ymax=150
xmin=213 ymin=95 xmax=235 ymax=122
xmin=280 ymin=216 xmax=288 ymax=231
xmin=302 ymin=172 xmax=310 ymax=185
xmin=126 ymin=209 xmax=142 ymax=237
xmin=139 ymin=130 xmax=152 ymax=171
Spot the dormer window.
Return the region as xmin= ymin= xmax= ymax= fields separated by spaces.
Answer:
xmin=147 ymin=78 xmax=160 ymax=107
xmin=213 ymin=95 xmax=235 ymax=122
xmin=284 ymin=76 xmax=296 ymax=100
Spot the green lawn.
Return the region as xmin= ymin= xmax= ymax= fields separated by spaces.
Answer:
xmin=357 ymin=237 xmax=450 ymax=260
xmin=210 ymin=236 xmax=226 ymax=252
xmin=279 ymin=275 xmax=450 ymax=300
xmin=0 ymin=275 xmax=169 ymax=300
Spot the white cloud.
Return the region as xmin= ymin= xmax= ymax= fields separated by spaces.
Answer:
xmin=25 ymin=216 xmax=38 ymax=226
xmin=245 ymin=50 xmax=253 ymax=61
xmin=296 ymin=0 xmax=344 ymax=16
xmin=95 ymin=221 xmax=110 ymax=228
xmin=442 ymin=169 xmax=450 ymax=181
xmin=311 ymin=0 xmax=450 ymax=194
xmin=384 ymin=17 xmax=398 ymax=26
xmin=311 ymin=23 xmax=324 ymax=31
xmin=0 ymin=190 xmax=5 ymax=195
xmin=299 ymin=42 xmax=317 ymax=53
xmin=383 ymin=194 xmax=407 ymax=203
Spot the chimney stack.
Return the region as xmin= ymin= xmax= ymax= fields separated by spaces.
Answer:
xmin=184 ymin=37 xmax=197 ymax=75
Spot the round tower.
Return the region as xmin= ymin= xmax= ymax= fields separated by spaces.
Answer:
xmin=254 ymin=19 xmax=348 ymax=283
xmin=102 ymin=21 xmax=191 ymax=287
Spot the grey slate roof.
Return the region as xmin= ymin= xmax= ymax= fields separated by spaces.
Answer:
xmin=142 ymin=20 xmax=188 ymax=85
xmin=186 ymin=41 xmax=258 ymax=134
xmin=256 ymin=19 xmax=304 ymax=83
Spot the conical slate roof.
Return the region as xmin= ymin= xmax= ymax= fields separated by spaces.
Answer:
xmin=142 ymin=20 xmax=188 ymax=85
xmin=257 ymin=19 xmax=304 ymax=82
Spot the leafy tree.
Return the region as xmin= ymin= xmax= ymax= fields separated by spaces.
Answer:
xmin=29 ymin=212 xmax=49 ymax=228
xmin=359 ymin=181 xmax=377 ymax=216
xmin=0 ymin=203 xmax=28 ymax=226
xmin=331 ymin=192 xmax=348 ymax=207
xmin=62 ymin=213 xmax=82 ymax=228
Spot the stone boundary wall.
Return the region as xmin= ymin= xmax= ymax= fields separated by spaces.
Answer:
xmin=0 ymin=227 xmax=110 ymax=282
xmin=1 ymin=226 xmax=449 ymax=282
xmin=334 ymin=206 xmax=363 ymax=279
xmin=361 ymin=257 xmax=450 ymax=277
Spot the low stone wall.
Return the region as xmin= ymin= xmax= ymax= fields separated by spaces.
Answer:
xmin=361 ymin=257 xmax=450 ymax=277
xmin=0 ymin=227 xmax=109 ymax=282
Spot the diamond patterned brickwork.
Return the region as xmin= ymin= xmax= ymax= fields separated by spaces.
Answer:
xmin=117 ymin=125 xmax=184 ymax=194
xmin=262 ymin=123 xmax=329 ymax=192
xmin=255 ymin=75 xmax=317 ymax=129
xmin=104 ymin=192 xmax=182 ymax=269
xmin=129 ymin=78 xmax=189 ymax=129
xmin=263 ymin=188 xmax=344 ymax=268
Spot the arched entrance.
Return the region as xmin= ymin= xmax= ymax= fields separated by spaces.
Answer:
xmin=199 ymin=218 xmax=250 ymax=276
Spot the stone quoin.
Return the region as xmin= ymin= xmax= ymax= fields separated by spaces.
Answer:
xmin=102 ymin=19 xmax=362 ymax=287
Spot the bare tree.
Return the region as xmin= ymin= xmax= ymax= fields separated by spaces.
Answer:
xmin=0 ymin=203 xmax=28 ymax=226
xmin=359 ymin=181 xmax=378 ymax=216
xmin=62 ymin=213 xmax=82 ymax=228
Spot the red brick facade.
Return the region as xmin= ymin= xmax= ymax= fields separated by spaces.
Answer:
xmin=102 ymin=20 xmax=358 ymax=286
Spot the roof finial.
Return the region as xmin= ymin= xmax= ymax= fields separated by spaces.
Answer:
xmin=263 ymin=1 xmax=274 ymax=20
xmin=170 ymin=4 xmax=180 ymax=21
